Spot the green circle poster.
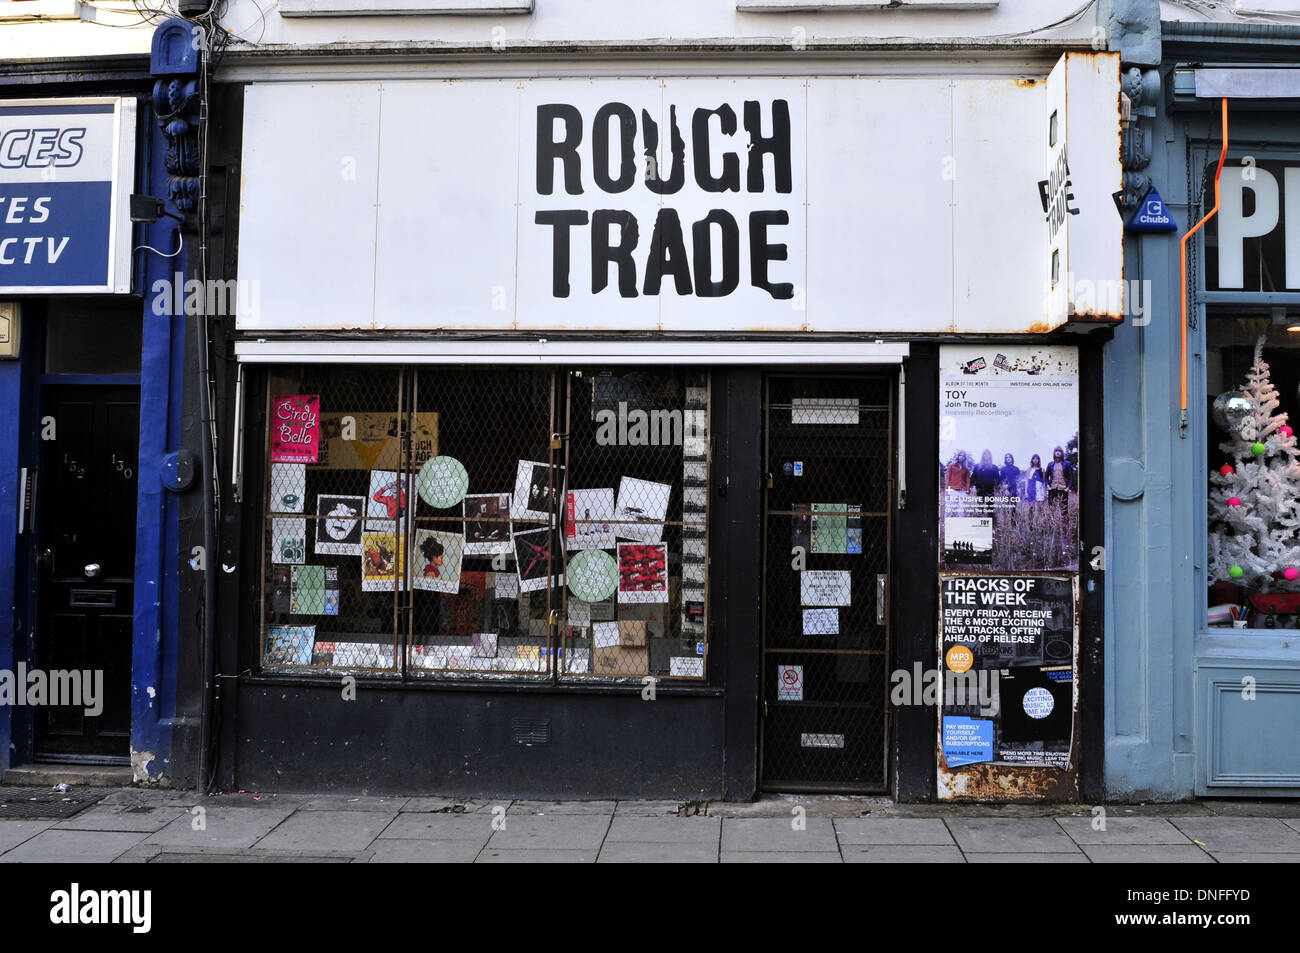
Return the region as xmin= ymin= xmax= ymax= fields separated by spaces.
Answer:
xmin=417 ymin=456 xmax=469 ymax=508
xmin=567 ymin=549 xmax=617 ymax=603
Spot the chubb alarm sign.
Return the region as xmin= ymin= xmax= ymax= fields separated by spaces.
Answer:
xmin=0 ymin=98 xmax=136 ymax=294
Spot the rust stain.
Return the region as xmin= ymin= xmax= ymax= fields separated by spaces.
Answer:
xmin=1014 ymin=78 xmax=1037 ymax=88
xmin=1026 ymin=320 xmax=1054 ymax=334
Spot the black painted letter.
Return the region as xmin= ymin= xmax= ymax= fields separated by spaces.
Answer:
xmin=692 ymin=104 xmax=740 ymax=193
xmin=535 ymin=209 xmax=589 ymax=297
xmin=641 ymin=105 xmax=685 ymax=195
xmin=592 ymin=209 xmax=640 ymax=297
xmin=592 ymin=103 xmax=637 ymax=194
xmin=749 ymin=210 xmax=793 ymax=300
xmin=692 ymin=210 xmax=739 ymax=298
xmin=744 ymin=100 xmax=792 ymax=194
xmin=643 ymin=208 xmax=692 ymax=297
xmin=537 ymin=104 xmax=584 ymax=196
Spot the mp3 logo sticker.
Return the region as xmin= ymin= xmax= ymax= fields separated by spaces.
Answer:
xmin=50 ymin=884 xmax=151 ymax=934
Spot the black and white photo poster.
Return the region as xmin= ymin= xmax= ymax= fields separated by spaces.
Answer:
xmin=314 ymin=494 xmax=365 ymax=555
xmin=938 ymin=346 xmax=1079 ymax=571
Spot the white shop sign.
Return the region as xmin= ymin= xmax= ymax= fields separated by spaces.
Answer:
xmin=237 ymin=54 xmax=1119 ymax=334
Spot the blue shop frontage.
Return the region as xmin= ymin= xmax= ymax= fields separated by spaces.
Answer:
xmin=0 ymin=29 xmax=204 ymax=785
xmin=1106 ymin=18 xmax=1300 ymax=799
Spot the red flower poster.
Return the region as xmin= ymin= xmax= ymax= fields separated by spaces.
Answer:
xmin=271 ymin=394 xmax=321 ymax=463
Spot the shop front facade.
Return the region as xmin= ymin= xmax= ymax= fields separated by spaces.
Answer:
xmin=1104 ymin=13 xmax=1300 ymax=800
xmin=0 ymin=21 xmax=202 ymax=783
xmin=205 ymin=0 xmax=1123 ymax=800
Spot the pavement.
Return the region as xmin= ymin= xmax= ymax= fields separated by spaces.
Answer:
xmin=3 ymin=787 xmax=1300 ymax=862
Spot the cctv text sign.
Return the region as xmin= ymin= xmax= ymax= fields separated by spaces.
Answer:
xmin=0 ymin=98 xmax=136 ymax=294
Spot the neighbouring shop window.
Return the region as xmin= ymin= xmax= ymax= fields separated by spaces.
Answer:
xmin=1205 ymin=313 xmax=1300 ymax=630
xmin=259 ymin=364 xmax=709 ymax=681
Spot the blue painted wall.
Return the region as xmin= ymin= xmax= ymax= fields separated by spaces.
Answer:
xmin=1105 ymin=37 xmax=1300 ymax=799
xmin=129 ymin=103 xmax=186 ymax=782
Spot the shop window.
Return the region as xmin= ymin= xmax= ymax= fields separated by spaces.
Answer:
xmin=259 ymin=365 xmax=709 ymax=681
xmin=1205 ymin=313 xmax=1300 ymax=630
xmin=44 ymin=302 xmax=142 ymax=375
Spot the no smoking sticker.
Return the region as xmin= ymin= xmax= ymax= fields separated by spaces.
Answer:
xmin=778 ymin=664 xmax=804 ymax=702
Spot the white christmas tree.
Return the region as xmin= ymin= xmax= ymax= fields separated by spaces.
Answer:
xmin=1208 ymin=336 xmax=1300 ymax=591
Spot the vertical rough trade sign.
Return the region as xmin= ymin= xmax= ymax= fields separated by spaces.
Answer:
xmin=936 ymin=345 xmax=1081 ymax=801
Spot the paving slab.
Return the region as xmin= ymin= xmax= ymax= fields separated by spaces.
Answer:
xmin=253 ymin=809 xmax=397 ymax=852
xmin=1 ymin=829 xmax=149 ymax=863
xmin=368 ymin=840 xmax=485 ymax=863
xmin=508 ymin=800 xmax=617 ymax=815
xmin=720 ymin=850 xmax=841 ymax=863
xmin=96 ymin=789 xmax=192 ymax=808
xmin=0 ymin=819 xmax=57 ymax=853
xmin=485 ymin=813 xmax=611 ymax=851
xmin=1284 ymin=819 xmax=1300 ymax=836
xmin=597 ymin=840 xmax=718 ymax=863
xmin=476 ymin=848 xmax=596 ymax=863
xmin=615 ymin=800 xmax=684 ymax=816
xmin=400 ymin=797 xmax=498 ymax=814
xmin=834 ymin=818 xmax=955 ymax=846
xmin=721 ymin=817 xmax=839 ymax=852
xmin=605 ymin=816 xmax=721 ymax=844
xmin=1056 ymin=817 xmax=1192 ymax=845
xmin=966 ymin=852 xmax=1089 ymax=863
xmin=842 ymin=845 xmax=966 ymax=863
xmin=56 ymin=804 xmax=189 ymax=833
xmin=1081 ymin=845 xmax=1213 ymax=863
xmin=152 ymin=852 xmax=357 ymax=863
xmin=946 ymin=818 xmax=1080 ymax=853
xmin=1171 ymin=818 xmax=1300 ymax=853
xmin=1205 ymin=801 xmax=1300 ymax=818
xmin=143 ymin=806 xmax=296 ymax=850
xmin=377 ymin=813 xmax=495 ymax=842
xmin=298 ymin=796 xmax=410 ymax=812
xmin=1211 ymin=852 xmax=1300 ymax=863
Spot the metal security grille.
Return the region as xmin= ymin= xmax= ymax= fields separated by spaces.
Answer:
xmin=258 ymin=364 xmax=709 ymax=683
xmin=760 ymin=374 xmax=893 ymax=792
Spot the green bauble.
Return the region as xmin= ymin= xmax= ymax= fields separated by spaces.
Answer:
xmin=1251 ymin=442 xmax=1267 ymax=456
xmin=1229 ymin=565 xmax=1244 ymax=579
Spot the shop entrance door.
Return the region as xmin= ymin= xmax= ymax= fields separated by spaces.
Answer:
xmin=33 ymin=385 xmax=137 ymax=762
xmin=760 ymin=374 xmax=893 ymax=792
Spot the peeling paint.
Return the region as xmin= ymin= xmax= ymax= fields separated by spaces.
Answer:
xmin=131 ymin=748 xmax=155 ymax=783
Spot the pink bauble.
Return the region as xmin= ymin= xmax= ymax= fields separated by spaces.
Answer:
xmin=1220 ymin=464 xmax=1234 ymax=477
xmin=1228 ymin=497 xmax=1242 ymax=507
xmin=1281 ymin=425 xmax=1294 ymax=438
xmin=1286 ymin=567 xmax=1300 ymax=582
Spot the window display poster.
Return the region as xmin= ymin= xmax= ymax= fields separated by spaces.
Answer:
xmin=314 ymin=411 xmax=438 ymax=471
xmin=938 ymin=345 xmax=1079 ymax=571
xmin=271 ymin=394 xmax=320 ymax=463
xmin=413 ymin=529 xmax=464 ymax=593
xmin=613 ymin=476 xmax=671 ymax=543
xmin=272 ymin=517 xmax=307 ymax=565
xmin=617 ymin=542 xmax=669 ymax=603
xmin=366 ymin=470 xmax=410 ymax=533
xmin=270 ymin=464 xmax=306 ymax=513
xmin=291 ymin=565 xmax=339 ymax=616
xmin=566 ymin=488 xmax=615 ymax=550
xmin=512 ymin=524 xmax=565 ymax=593
xmin=939 ymin=574 xmax=1075 ymax=769
xmin=315 ymin=494 xmax=365 ymax=555
xmin=810 ymin=503 xmax=862 ymax=555
xmin=361 ymin=531 xmax=405 ymax=591
xmin=265 ymin=625 xmax=315 ymax=666
xmin=512 ymin=460 xmax=564 ymax=522
xmin=464 ymin=492 xmax=512 ymax=554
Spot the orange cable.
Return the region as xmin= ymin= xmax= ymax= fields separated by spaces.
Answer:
xmin=1180 ymin=98 xmax=1229 ymax=417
